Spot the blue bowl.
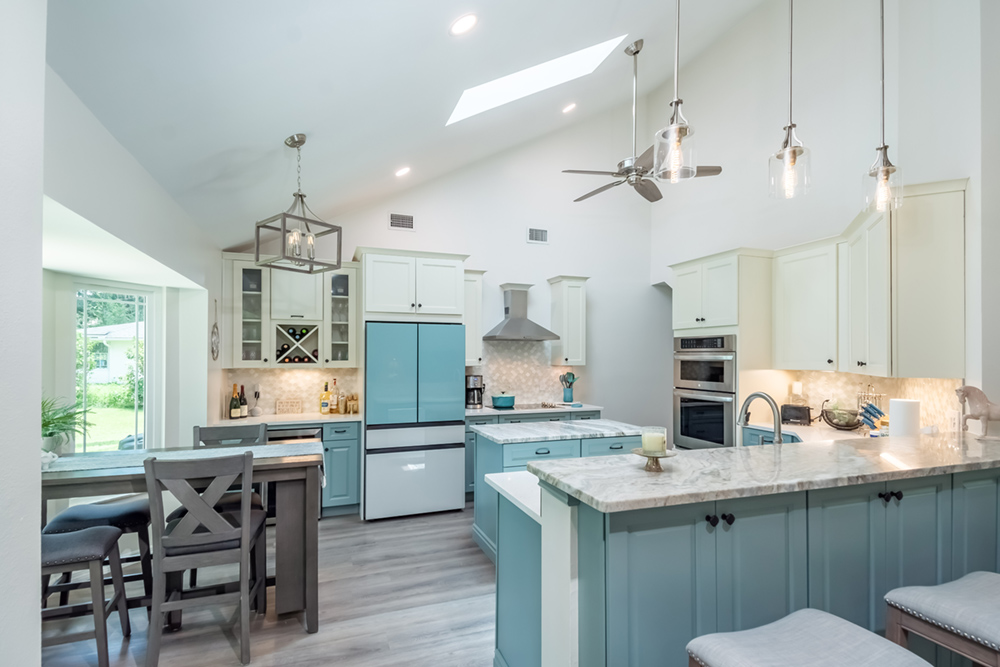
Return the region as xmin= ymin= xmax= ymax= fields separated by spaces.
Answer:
xmin=492 ymin=395 xmax=515 ymax=409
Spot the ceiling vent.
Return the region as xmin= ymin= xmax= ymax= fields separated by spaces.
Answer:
xmin=526 ymin=227 xmax=549 ymax=244
xmin=389 ymin=213 xmax=415 ymax=231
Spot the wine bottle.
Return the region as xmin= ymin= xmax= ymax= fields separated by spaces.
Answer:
xmin=283 ymin=357 xmax=291 ymax=363
xmin=239 ymin=385 xmax=249 ymax=418
xmin=331 ymin=378 xmax=339 ymax=413
xmin=287 ymin=327 xmax=296 ymax=335
xmin=320 ymin=381 xmax=331 ymax=414
xmin=294 ymin=333 xmax=302 ymax=341
xmin=229 ymin=384 xmax=240 ymax=419
xmin=281 ymin=343 xmax=290 ymax=352
xmin=300 ymin=327 xmax=309 ymax=335
xmin=293 ymin=356 xmax=302 ymax=363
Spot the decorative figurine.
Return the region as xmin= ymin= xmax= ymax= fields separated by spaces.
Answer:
xmin=956 ymin=386 xmax=1000 ymax=436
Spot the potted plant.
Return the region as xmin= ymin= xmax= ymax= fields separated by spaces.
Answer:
xmin=41 ymin=397 xmax=90 ymax=456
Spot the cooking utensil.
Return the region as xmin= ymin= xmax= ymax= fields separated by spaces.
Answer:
xmin=491 ymin=394 xmax=515 ymax=409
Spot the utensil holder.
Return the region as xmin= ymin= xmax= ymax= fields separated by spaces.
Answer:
xmin=563 ymin=387 xmax=573 ymax=403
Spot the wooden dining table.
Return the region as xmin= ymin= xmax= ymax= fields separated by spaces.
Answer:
xmin=41 ymin=442 xmax=322 ymax=633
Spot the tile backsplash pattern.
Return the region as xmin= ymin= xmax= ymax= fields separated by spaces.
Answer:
xmin=224 ymin=368 xmax=359 ymax=416
xmin=791 ymin=371 xmax=962 ymax=430
xmin=468 ymin=341 xmax=575 ymax=405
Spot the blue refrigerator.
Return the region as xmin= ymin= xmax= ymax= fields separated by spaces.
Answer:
xmin=364 ymin=322 xmax=466 ymax=519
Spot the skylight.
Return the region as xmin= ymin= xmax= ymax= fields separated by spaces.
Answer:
xmin=446 ymin=34 xmax=627 ymax=125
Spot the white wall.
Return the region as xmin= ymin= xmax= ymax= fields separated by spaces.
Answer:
xmin=0 ymin=0 xmax=45 ymax=662
xmin=315 ymin=102 xmax=673 ymax=426
xmin=981 ymin=0 xmax=1000 ymax=399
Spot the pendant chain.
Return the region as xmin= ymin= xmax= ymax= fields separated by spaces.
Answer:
xmin=296 ymin=146 xmax=303 ymax=194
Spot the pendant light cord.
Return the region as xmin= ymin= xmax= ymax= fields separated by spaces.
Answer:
xmin=787 ymin=0 xmax=794 ymax=127
xmin=673 ymin=0 xmax=681 ymax=102
xmin=879 ymin=0 xmax=886 ymax=147
xmin=632 ymin=50 xmax=638 ymax=158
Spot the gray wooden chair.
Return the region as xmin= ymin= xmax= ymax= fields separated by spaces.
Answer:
xmin=144 ymin=451 xmax=266 ymax=667
xmin=686 ymin=608 xmax=931 ymax=666
xmin=886 ymin=571 xmax=1000 ymax=666
xmin=42 ymin=526 xmax=131 ymax=667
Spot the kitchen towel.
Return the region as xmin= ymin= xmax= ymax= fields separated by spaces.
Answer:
xmin=889 ymin=399 xmax=921 ymax=436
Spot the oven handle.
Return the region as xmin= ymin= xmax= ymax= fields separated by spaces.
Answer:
xmin=674 ymin=353 xmax=736 ymax=362
xmin=674 ymin=390 xmax=734 ymax=403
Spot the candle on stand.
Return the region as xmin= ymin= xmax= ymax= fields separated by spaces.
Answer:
xmin=641 ymin=426 xmax=668 ymax=455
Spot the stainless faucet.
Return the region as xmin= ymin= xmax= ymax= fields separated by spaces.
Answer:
xmin=737 ymin=392 xmax=783 ymax=445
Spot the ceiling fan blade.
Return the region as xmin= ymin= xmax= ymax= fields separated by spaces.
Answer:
xmin=574 ymin=180 xmax=625 ymax=203
xmin=695 ymin=166 xmax=723 ymax=177
xmin=633 ymin=178 xmax=663 ymax=202
xmin=635 ymin=145 xmax=655 ymax=172
xmin=563 ymin=169 xmax=623 ymax=176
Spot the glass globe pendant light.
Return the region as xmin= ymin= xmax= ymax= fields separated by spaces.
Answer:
xmin=653 ymin=0 xmax=697 ymax=183
xmin=864 ymin=0 xmax=903 ymax=212
xmin=769 ymin=0 xmax=810 ymax=199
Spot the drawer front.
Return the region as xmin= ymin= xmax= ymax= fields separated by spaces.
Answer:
xmin=466 ymin=415 xmax=499 ymax=427
xmin=323 ymin=422 xmax=360 ymax=442
xmin=571 ymin=411 xmax=601 ymax=421
xmin=503 ymin=439 xmax=580 ymax=468
xmin=582 ymin=436 xmax=640 ymax=457
xmin=498 ymin=413 xmax=571 ymax=424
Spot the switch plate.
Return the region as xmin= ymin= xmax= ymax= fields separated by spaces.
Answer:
xmin=947 ymin=409 xmax=961 ymax=433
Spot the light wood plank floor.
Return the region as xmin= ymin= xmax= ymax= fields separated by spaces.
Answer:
xmin=42 ymin=503 xmax=496 ymax=666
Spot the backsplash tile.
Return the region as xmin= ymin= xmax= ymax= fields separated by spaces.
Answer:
xmin=467 ymin=341 xmax=575 ymax=405
xmin=223 ymin=368 xmax=359 ymax=416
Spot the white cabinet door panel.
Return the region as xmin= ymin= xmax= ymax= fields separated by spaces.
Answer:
xmin=773 ymin=245 xmax=837 ymax=371
xmin=672 ymin=265 xmax=703 ymax=330
xmin=365 ymin=254 xmax=416 ymax=314
xmin=865 ymin=215 xmax=890 ymax=377
xmin=270 ymin=270 xmax=323 ymax=320
xmin=415 ymin=258 xmax=464 ymax=315
xmin=562 ymin=281 xmax=586 ymax=365
xmin=464 ymin=273 xmax=484 ymax=366
xmin=701 ymin=256 xmax=739 ymax=327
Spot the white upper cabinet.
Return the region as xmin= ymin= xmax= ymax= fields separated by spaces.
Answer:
xmin=549 ymin=276 xmax=588 ymax=366
xmin=231 ymin=260 xmax=271 ymax=368
xmin=364 ymin=254 xmax=417 ymax=314
xmin=844 ymin=210 xmax=891 ymax=377
xmin=671 ymin=254 xmax=741 ymax=330
xmin=270 ymin=269 xmax=324 ymax=320
xmin=773 ymin=243 xmax=838 ymax=371
xmin=672 ymin=264 xmax=703 ymax=329
xmin=415 ymin=258 xmax=464 ymax=315
xmin=322 ymin=266 xmax=358 ymax=368
xmin=463 ymin=270 xmax=485 ymax=366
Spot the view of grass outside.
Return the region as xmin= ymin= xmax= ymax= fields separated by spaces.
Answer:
xmin=85 ymin=407 xmax=145 ymax=452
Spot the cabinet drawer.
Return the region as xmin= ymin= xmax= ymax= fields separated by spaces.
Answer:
xmin=466 ymin=416 xmax=499 ymax=427
xmin=503 ymin=439 xmax=580 ymax=468
xmin=582 ymin=436 xmax=639 ymax=457
xmin=323 ymin=422 xmax=360 ymax=441
xmin=499 ymin=413 xmax=570 ymax=424
xmin=571 ymin=411 xmax=601 ymax=420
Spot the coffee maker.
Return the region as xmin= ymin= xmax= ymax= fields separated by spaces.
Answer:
xmin=466 ymin=375 xmax=484 ymax=409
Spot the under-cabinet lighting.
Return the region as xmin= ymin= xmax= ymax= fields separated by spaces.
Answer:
xmin=446 ymin=34 xmax=627 ymax=125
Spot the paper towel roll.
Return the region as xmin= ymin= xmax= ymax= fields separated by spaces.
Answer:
xmin=889 ymin=399 xmax=921 ymax=436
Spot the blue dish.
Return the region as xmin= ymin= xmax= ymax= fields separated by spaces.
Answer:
xmin=492 ymin=395 xmax=515 ymax=409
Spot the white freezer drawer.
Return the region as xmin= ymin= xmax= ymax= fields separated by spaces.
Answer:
xmin=364 ymin=446 xmax=466 ymax=520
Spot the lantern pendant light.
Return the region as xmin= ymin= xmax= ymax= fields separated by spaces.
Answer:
xmin=769 ymin=0 xmax=810 ymax=199
xmin=864 ymin=0 xmax=903 ymax=212
xmin=653 ymin=0 xmax=697 ymax=183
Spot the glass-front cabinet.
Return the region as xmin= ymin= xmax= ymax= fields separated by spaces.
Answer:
xmin=232 ymin=261 xmax=271 ymax=368
xmin=322 ymin=266 xmax=357 ymax=368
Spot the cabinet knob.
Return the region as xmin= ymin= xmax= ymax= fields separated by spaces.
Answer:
xmin=878 ymin=491 xmax=889 ymax=501
xmin=827 ymin=359 xmax=834 ymax=364
xmin=325 ymin=359 xmax=330 ymax=363
xmin=411 ymin=303 xmax=416 ymax=308
xmin=721 ymin=513 xmax=735 ymax=526
xmin=418 ymin=303 xmax=422 ymax=308
xmin=478 ymin=357 xmax=482 ymax=363
xmin=263 ymin=358 xmax=268 ymax=363
xmin=891 ymin=490 xmax=903 ymax=501
xmin=706 ymin=515 xmax=719 ymax=527
xmin=860 ymin=361 xmax=867 ymax=367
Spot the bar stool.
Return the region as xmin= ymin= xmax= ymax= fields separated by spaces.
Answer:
xmin=886 ymin=571 xmax=1000 ymax=666
xmin=42 ymin=526 xmax=131 ymax=667
xmin=43 ymin=495 xmax=153 ymax=607
xmin=686 ymin=608 xmax=931 ymax=666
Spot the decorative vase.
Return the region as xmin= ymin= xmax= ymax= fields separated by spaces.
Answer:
xmin=563 ymin=387 xmax=573 ymax=403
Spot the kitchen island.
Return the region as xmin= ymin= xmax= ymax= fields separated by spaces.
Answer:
xmin=489 ymin=432 xmax=1000 ymax=667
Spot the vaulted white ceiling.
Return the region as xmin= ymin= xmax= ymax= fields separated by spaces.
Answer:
xmin=46 ymin=0 xmax=765 ymax=249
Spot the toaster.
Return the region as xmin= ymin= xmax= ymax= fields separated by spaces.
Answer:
xmin=781 ymin=404 xmax=811 ymax=425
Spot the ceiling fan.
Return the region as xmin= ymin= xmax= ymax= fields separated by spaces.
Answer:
xmin=563 ymin=39 xmax=721 ymax=203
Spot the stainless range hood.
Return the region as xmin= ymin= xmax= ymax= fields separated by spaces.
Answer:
xmin=483 ymin=283 xmax=559 ymax=342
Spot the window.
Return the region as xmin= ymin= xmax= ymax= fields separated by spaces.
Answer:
xmin=76 ymin=289 xmax=146 ymax=452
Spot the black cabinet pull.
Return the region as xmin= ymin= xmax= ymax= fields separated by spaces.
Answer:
xmin=263 ymin=358 xmax=268 ymax=362
xmin=410 ymin=303 xmax=415 ymax=308
xmin=325 ymin=359 xmax=330 ymax=363
xmin=549 ymin=418 xmax=561 ymax=421
xmin=891 ymin=490 xmax=904 ymax=501
xmin=721 ymin=513 xmax=735 ymax=526
xmin=565 ymin=357 xmax=569 ymax=362
xmin=827 ymin=359 xmax=834 ymax=364
xmin=334 ymin=429 xmax=347 ymax=434
xmin=706 ymin=515 xmax=719 ymax=527
xmin=478 ymin=357 xmax=482 ymax=362
xmin=878 ymin=491 xmax=889 ymax=501
xmin=535 ymin=448 xmax=551 ymax=455
xmin=610 ymin=444 xmax=623 ymax=450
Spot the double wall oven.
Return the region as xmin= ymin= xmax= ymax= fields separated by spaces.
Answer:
xmin=673 ymin=335 xmax=737 ymax=449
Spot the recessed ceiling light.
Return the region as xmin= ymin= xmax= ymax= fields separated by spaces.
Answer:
xmin=395 ymin=167 xmax=411 ymax=177
xmin=562 ymin=103 xmax=577 ymax=114
xmin=446 ymin=34 xmax=627 ymax=126
xmin=450 ymin=14 xmax=478 ymax=36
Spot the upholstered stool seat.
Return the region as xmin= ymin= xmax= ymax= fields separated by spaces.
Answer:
xmin=43 ymin=526 xmax=124 ymax=567
xmin=686 ymin=608 xmax=931 ymax=667
xmin=43 ymin=495 xmax=150 ymax=534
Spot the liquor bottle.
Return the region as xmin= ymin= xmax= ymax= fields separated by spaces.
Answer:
xmin=229 ymin=384 xmax=240 ymax=419
xmin=239 ymin=385 xmax=249 ymax=418
xmin=331 ymin=379 xmax=339 ymax=413
xmin=320 ymin=382 xmax=331 ymax=414
xmin=338 ymin=385 xmax=346 ymax=415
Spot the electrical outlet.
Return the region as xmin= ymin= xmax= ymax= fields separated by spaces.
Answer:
xmin=947 ymin=409 xmax=961 ymax=433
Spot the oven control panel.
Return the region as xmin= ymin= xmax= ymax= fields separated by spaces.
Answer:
xmin=676 ymin=335 xmax=734 ymax=351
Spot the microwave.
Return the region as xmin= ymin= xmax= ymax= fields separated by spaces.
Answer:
xmin=673 ymin=335 xmax=736 ymax=394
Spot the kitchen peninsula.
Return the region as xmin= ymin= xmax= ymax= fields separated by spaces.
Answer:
xmin=488 ymin=433 xmax=1000 ymax=667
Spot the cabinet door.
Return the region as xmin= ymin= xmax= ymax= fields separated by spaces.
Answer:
xmin=550 ymin=278 xmax=587 ymax=366
xmin=672 ymin=264 xmax=703 ymax=330
xmin=322 ymin=267 xmax=357 ymax=368
xmin=847 ymin=228 xmax=869 ymax=374
xmin=232 ymin=262 xmax=271 ymax=368
xmin=416 ymin=323 xmax=465 ymax=423
xmin=465 ymin=431 xmax=476 ymax=493
xmin=415 ymin=258 xmax=464 ymax=315
xmin=463 ymin=273 xmax=484 ymax=366
xmin=773 ymin=245 xmax=837 ymax=371
xmin=716 ymin=493 xmax=808 ymax=633
xmin=606 ymin=503 xmax=717 ymax=667
xmin=807 ymin=483 xmax=887 ymax=632
xmin=364 ymin=254 xmax=416 ymax=313
xmin=270 ymin=269 xmax=323 ymax=320
xmin=700 ymin=256 xmax=739 ymax=327
xmin=864 ymin=214 xmax=891 ymax=376
xmin=952 ymin=469 xmax=1000 ymax=579
xmin=322 ymin=439 xmax=359 ymax=507
xmin=365 ymin=322 xmax=417 ymax=425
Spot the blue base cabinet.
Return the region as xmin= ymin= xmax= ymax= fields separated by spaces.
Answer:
xmin=322 ymin=422 xmax=361 ymax=508
xmin=741 ymin=426 xmax=802 ymax=446
xmin=495 ymin=497 xmax=541 ymax=667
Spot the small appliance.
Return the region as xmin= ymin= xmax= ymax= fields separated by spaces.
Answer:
xmin=780 ymin=404 xmax=811 ymax=426
xmin=466 ymin=375 xmax=484 ymax=409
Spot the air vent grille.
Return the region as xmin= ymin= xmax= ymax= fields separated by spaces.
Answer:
xmin=389 ymin=213 xmax=415 ymax=231
xmin=527 ymin=227 xmax=549 ymax=244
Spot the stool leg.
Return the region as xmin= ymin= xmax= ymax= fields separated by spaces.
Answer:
xmin=886 ymin=605 xmax=908 ymax=648
xmin=90 ymin=559 xmax=110 ymax=667
xmin=254 ymin=529 xmax=266 ymax=614
xmin=136 ymin=524 xmax=153 ymax=602
xmin=239 ymin=550 xmax=250 ymax=665
xmin=166 ymin=571 xmax=183 ymax=630
xmin=108 ymin=544 xmax=131 ymax=638
xmin=146 ymin=567 xmax=165 ymax=667
xmin=41 ymin=573 xmax=51 ymax=608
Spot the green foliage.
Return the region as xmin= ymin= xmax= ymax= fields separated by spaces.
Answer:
xmin=41 ymin=397 xmax=91 ymax=438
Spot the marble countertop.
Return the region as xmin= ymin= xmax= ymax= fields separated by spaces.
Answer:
xmin=209 ymin=412 xmax=362 ymax=427
xmin=745 ymin=420 xmax=865 ymax=443
xmin=466 ymin=403 xmax=603 ymax=417
xmin=485 ymin=471 xmax=542 ymax=524
xmin=470 ymin=419 xmax=640 ymax=444
xmin=528 ymin=432 xmax=1000 ymax=513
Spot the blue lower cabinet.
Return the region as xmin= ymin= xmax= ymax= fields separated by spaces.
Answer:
xmin=495 ymin=497 xmax=541 ymax=667
xmin=502 ymin=439 xmax=580 ymax=468
xmin=953 ymin=469 xmax=1000 ymax=578
xmin=465 ymin=432 xmax=476 ymax=494
xmin=581 ymin=436 xmax=639 ymax=457
xmin=742 ymin=426 xmax=802 ymax=446
xmin=322 ymin=437 xmax=360 ymax=507
xmin=571 ymin=411 xmax=601 ymax=420
xmin=473 ymin=434 xmax=503 ymax=562
xmin=498 ymin=413 xmax=570 ymax=424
